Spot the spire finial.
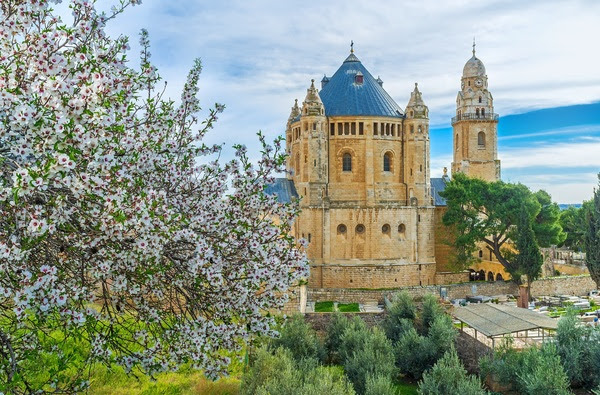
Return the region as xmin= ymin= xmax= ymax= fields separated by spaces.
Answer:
xmin=472 ymin=37 xmax=476 ymax=56
xmin=350 ymin=40 xmax=354 ymax=54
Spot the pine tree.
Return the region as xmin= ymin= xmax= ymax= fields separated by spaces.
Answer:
xmin=585 ymin=174 xmax=600 ymax=287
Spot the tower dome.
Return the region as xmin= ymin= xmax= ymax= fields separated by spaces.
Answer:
xmin=462 ymin=41 xmax=486 ymax=78
xmin=463 ymin=55 xmax=486 ymax=78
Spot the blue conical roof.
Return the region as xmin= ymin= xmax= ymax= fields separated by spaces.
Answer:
xmin=318 ymin=53 xmax=404 ymax=118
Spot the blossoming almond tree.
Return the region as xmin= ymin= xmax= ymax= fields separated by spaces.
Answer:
xmin=0 ymin=0 xmax=308 ymax=392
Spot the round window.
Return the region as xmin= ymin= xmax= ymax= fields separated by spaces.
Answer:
xmin=398 ymin=224 xmax=406 ymax=233
xmin=337 ymin=224 xmax=347 ymax=234
xmin=356 ymin=224 xmax=365 ymax=234
xmin=382 ymin=224 xmax=390 ymax=233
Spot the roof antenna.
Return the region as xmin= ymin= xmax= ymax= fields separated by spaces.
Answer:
xmin=472 ymin=37 xmax=476 ymax=56
xmin=351 ymin=40 xmax=354 ymax=54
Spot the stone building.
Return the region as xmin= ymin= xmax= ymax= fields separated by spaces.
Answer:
xmin=269 ymin=44 xmax=501 ymax=289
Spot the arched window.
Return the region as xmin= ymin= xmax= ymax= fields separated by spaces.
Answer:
xmin=382 ymin=224 xmax=390 ymax=234
xmin=479 ymin=96 xmax=482 ymax=103
xmin=455 ymin=134 xmax=459 ymax=151
xmin=481 ymin=108 xmax=485 ymax=116
xmin=342 ymin=153 xmax=352 ymax=172
xmin=478 ymin=131 xmax=485 ymax=147
xmin=383 ymin=153 xmax=391 ymax=172
xmin=295 ymin=153 xmax=300 ymax=175
xmin=476 ymin=108 xmax=480 ymax=116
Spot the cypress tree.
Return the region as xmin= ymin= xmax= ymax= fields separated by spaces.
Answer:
xmin=509 ymin=205 xmax=543 ymax=292
xmin=585 ymin=174 xmax=600 ymax=287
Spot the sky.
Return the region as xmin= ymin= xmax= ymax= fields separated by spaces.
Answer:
xmin=57 ymin=0 xmax=600 ymax=203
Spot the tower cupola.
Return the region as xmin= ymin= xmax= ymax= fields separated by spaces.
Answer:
xmin=288 ymin=98 xmax=300 ymax=124
xmin=302 ymin=79 xmax=324 ymax=116
xmin=405 ymin=83 xmax=428 ymax=119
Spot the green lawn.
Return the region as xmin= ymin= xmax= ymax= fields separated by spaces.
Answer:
xmin=88 ymin=363 xmax=241 ymax=395
xmin=337 ymin=303 xmax=360 ymax=312
xmin=314 ymin=301 xmax=335 ymax=312
xmin=393 ymin=377 xmax=419 ymax=395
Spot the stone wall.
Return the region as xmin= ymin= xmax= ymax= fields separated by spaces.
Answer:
xmin=530 ymin=275 xmax=596 ymax=296
xmin=455 ymin=331 xmax=491 ymax=374
xmin=308 ymin=261 xmax=437 ymax=289
xmin=435 ymin=271 xmax=470 ymax=284
xmin=279 ymin=285 xmax=306 ymax=315
xmin=307 ymin=275 xmax=598 ymax=305
xmin=553 ymin=263 xmax=589 ymax=276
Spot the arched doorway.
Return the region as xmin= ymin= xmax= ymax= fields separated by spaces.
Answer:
xmin=478 ymin=270 xmax=485 ymax=281
xmin=496 ymin=273 xmax=504 ymax=281
xmin=487 ymin=271 xmax=494 ymax=282
xmin=469 ymin=269 xmax=476 ymax=281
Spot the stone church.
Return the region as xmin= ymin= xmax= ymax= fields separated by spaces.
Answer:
xmin=267 ymin=44 xmax=501 ymax=289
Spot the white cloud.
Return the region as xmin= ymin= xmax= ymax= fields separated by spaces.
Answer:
xmin=49 ymin=0 xmax=600 ymax=202
xmin=500 ymin=139 xmax=600 ymax=169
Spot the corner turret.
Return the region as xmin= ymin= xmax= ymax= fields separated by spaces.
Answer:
xmin=403 ymin=83 xmax=430 ymax=205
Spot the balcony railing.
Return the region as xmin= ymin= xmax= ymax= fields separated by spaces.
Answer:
xmin=451 ymin=113 xmax=499 ymax=124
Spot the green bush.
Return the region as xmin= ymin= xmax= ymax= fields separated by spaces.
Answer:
xmin=420 ymin=294 xmax=444 ymax=335
xmin=271 ymin=314 xmax=323 ymax=363
xmin=418 ymin=347 xmax=487 ymax=395
xmin=382 ymin=291 xmax=417 ymax=343
xmin=241 ymin=347 xmax=301 ymax=395
xmin=395 ymin=315 xmax=456 ymax=379
xmin=337 ymin=318 xmax=369 ymax=364
xmin=390 ymin=291 xmax=417 ymax=320
xmin=325 ymin=313 xmax=367 ymax=364
xmin=480 ymin=341 xmax=571 ymax=395
xmin=241 ymin=347 xmax=355 ymax=395
xmin=427 ymin=315 xmax=457 ymax=355
xmin=395 ymin=327 xmax=435 ymax=379
xmin=365 ymin=374 xmax=398 ymax=395
xmin=343 ymin=327 xmax=395 ymax=395
xmin=556 ymin=310 xmax=600 ymax=388
xmin=301 ymin=365 xmax=356 ymax=395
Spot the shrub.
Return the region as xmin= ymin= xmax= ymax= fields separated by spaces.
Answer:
xmin=427 ymin=315 xmax=457 ymax=355
xmin=365 ymin=374 xmax=398 ymax=395
xmin=480 ymin=341 xmax=571 ymax=395
xmin=343 ymin=328 xmax=395 ymax=394
xmin=420 ymin=294 xmax=444 ymax=335
xmin=395 ymin=327 xmax=435 ymax=379
xmin=555 ymin=310 xmax=600 ymax=388
xmin=324 ymin=313 xmax=365 ymax=364
xmin=418 ymin=347 xmax=487 ymax=395
xmin=382 ymin=291 xmax=417 ymax=343
xmin=241 ymin=347 xmax=301 ymax=395
xmin=395 ymin=315 xmax=456 ymax=379
xmin=390 ymin=291 xmax=417 ymax=320
xmin=337 ymin=317 xmax=369 ymax=364
xmin=301 ymin=365 xmax=356 ymax=395
xmin=271 ymin=314 xmax=323 ymax=363
xmin=241 ymin=347 xmax=355 ymax=395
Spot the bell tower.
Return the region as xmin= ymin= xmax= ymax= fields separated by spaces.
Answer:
xmin=451 ymin=42 xmax=500 ymax=181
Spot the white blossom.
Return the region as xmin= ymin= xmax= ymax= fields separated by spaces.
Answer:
xmin=0 ymin=0 xmax=307 ymax=392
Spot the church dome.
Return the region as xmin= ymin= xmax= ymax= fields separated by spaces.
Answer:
xmin=318 ymin=51 xmax=404 ymax=117
xmin=463 ymin=54 xmax=486 ymax=78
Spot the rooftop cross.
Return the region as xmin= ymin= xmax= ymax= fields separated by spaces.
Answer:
xmin=472 ymin=37 xmax=476 ymax=56
xmin=350 ymin=40 xmax=354 ymax=54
